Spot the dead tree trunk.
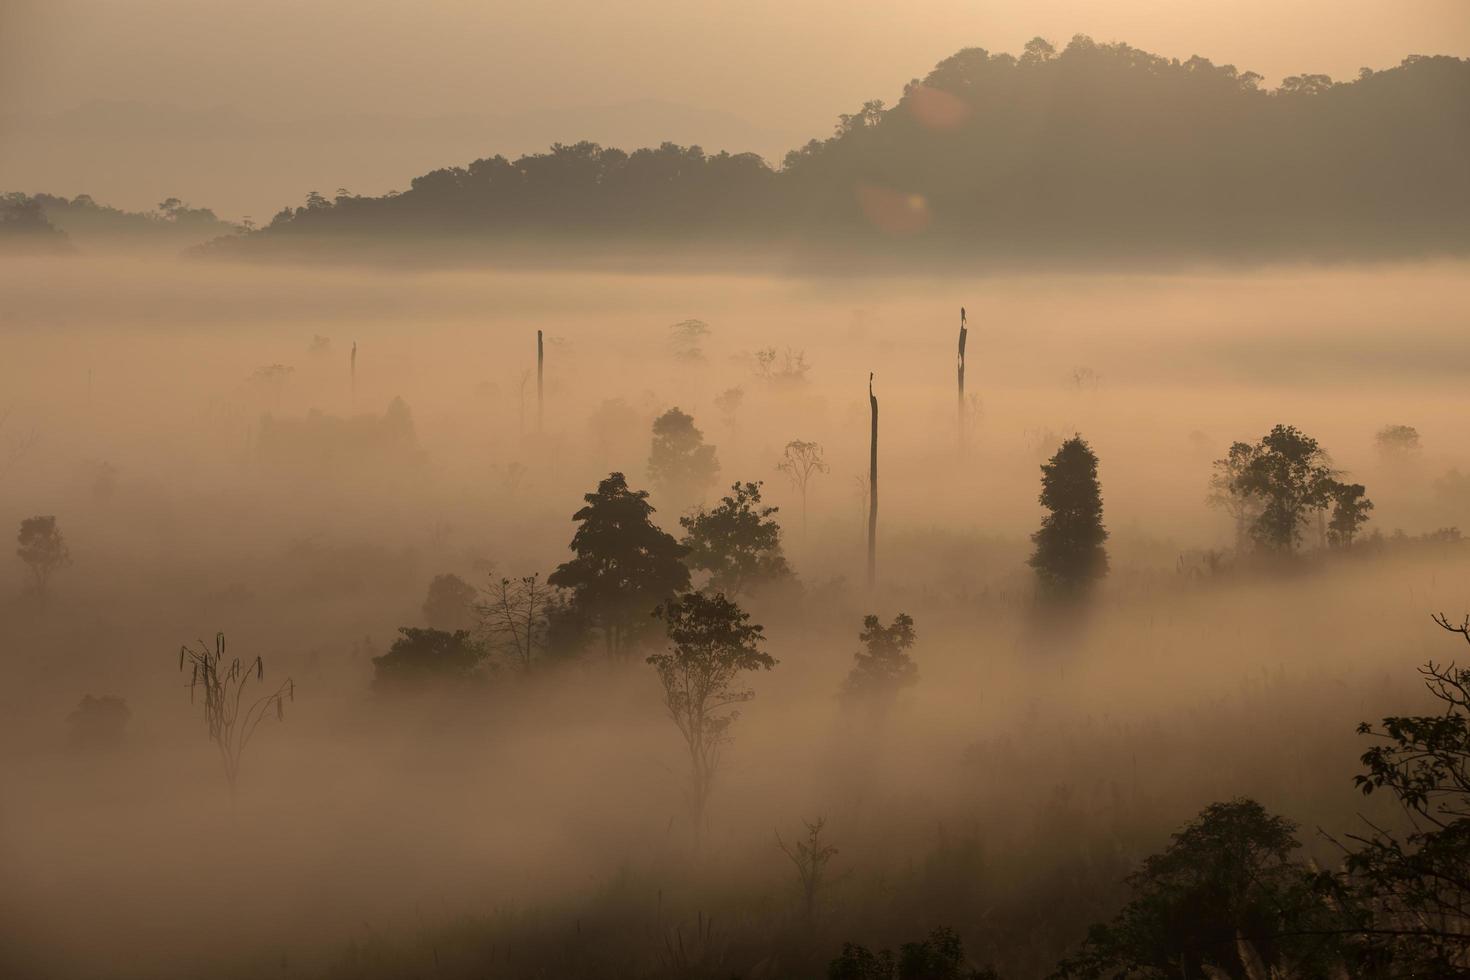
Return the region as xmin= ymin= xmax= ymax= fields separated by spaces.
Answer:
xmin=956 ymin=306 xmax=968 ymax=449
xmin=350 ymin=340 xmax=357 ymax=411
xmin=867 ymin=373 xmax=878 ymax=588
xmin=536 ymin=330 xmax=544 ymax=433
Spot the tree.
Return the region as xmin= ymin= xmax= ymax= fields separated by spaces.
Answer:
xmin=668 ymin=319 xmax=711 ymax=360
xmin=1375 ymin=424 xmax=1421 ymax=459
xmin=679 ymin=481 xmax=790 ymax=595
xmin=830 ymin=928 xmax=996 ymax=980
xmin=842 ymin=613 xmax=918 ymax=706
xmin=421 ymin=572 xmax=477 ymax=630
xmin=16 ymin=515 xmax=70 ymax=600
xmin=548 ymin=472 xmax=691 ymax=659
xmin=778 ymin=817 xmax=838 ymax=923
xmin=868 ymin=374 xmax=879 ymax=587
xmin=1207 ymin=441 xmax=1262 ymax=551
xmin=1051 ymin=800 xmax=1344 ymax=979
xmin=371 ymin=627 xmax=486 ymax=691
xmin=647 ymin=591 xmax=774 ymax=838
xmin=1328 ymin=482 xmax=1374 ymax=548
xmin=0 ymin=405 xmax=38 ymax=485
xmin=178 ymin=633 xmax=295 ymax=798
xmin=1234 ymin=425 xmax=1336 ymax=552
xmin=776 ymin=439 xmax=829 ymax=534
xmin=476 ymin=573 xmax=562 ymax=672
xmin=1337 ymin=614 xmax=1470 ymax=973
xmin=1028 ymin=436 xmax=1108 ymax=597
xmin=648 ymin=407 xmax=719 ymax=505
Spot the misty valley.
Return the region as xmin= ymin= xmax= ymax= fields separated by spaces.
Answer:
xmin=4 ymin=24 xmax=1470 ymax=980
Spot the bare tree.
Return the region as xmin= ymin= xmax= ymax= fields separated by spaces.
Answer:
xmin=956 ymin=306 xmax=968 ymax=450
xmin=776 ymin=440 xmax=828 ymax=535
xmin=536 ymin=329 xmax=544 ymax=433
xmin=867 ymin=374 xmax=878 ymax=587
xmin=0 ymin=406 xmax=38 ymax=484
xmin=476 ymin=573 xmax=557 ymax=673
xmin=777 ymin=816 xmax=839 ymax=923
xmin=178 ymin=633 xmax=295 ymax=799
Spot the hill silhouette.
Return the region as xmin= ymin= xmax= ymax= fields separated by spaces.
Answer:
xmin=210 ymin=36 xmax=1470 ymax=263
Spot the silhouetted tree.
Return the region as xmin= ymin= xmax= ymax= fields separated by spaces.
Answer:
xmin=668 ymin=319 xmax=711 ymax=361
xmin=421 ymin=572 xmax=477 ymax=631
xmin=549 ymin=472 xmax=691 ymax=659
xmin=1328 ymin=483 xmax=1374 ymax=548
xmin=956 ymin=307 xmax=968 ymax=449
xmin=647 ymin=591 xmax=774 ymax=839
xmin=16 ymin=515 xmax=70 ymax=600
xmin=679 ymin=481 xmax=790 ymax=595
xmin=1233 ymin=425 xmax=1338 ymax=552
xmin=476 ymin=573 xmax=562 ymax=672
xmin=648 ymin=407 xmax=719 ymax=505
xmin=371 ymin=627 xmax=486 ymax=691
xmin=778 ymin=816 xmax=838 ymax=923
xmin=1208 ymin=441 xmax=1262 ymax=551
xmin=177 ymin=632 xmax=295 ymax=798
xmin=1336 ymin=614 xmax=1470 ymax=973
xmin=776 ymin=439 xmax=829 ymax=534
xmin=1028 ymin=437 xmax=1108 ymax=597
xmin=867 ymin=374 xmax=879 ymax=587
xmin=1051 ymin=800 xmax=1344 ymax=979
xmin=831 ymin=927 xmax=996 ymax=980
xmin=842 ymin=613 xmax=918 ymax=706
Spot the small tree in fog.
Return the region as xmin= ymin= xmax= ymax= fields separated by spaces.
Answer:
xmin=421 ymin=572 xmax=477 ymax=631
xmin=776 ymin=439 xmax=829 ymax=533
xmin=0 ymin=405 xmax=38 ymax=484
xmin=648 ymin=591 xmax=774 ymax=839
xmin=178 ymin=632 xmax=294 ymax=797
xmin=680 ymin=481 xmax=791 ymax=596
xmin=371 ymin=627 xmax=486 ymax=691
xmin=476 ymin=573 xmax=561 ymax=672
xmin=1029 ymin=436 xmax=1108 ymax=597
xmin=841 ymin=613 xmax=918 ymax=706
xmin=549 ymin=472 xmax=690 ymax=659
xmin=1207 ymin=441 xmax=1263 ymax=551
xmin=777 ymin=816 xmax=838 ymax=922
xmin=714 ymin=387 xmax=744 ymax=429
xmin=648 ymin=407 xmax=719 ymax=505
xmin=1328 ymin=482 xmax=1374 ymax=549
xmin=16 ymin=515 xmax=70 ymax=601
xmin=668 ymin=318 xmax=711 ymax=361
xmin=1375 ymin=423 xmax=1421 ymax=459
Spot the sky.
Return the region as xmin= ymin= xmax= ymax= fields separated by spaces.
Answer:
xmin=2 ymin=0 xmax=1468 ymax=215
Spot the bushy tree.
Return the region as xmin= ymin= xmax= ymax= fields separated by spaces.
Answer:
xmin=1338 ymin=614 xmax=1470 ymax=974
xmin=16 ymin=515 xmax=70 ymax=600
xmin=830 ymin=927 xmax=996 ymax=980
xmin=679 ymin=481 xmax=790 ymax=595
xmin=549 ymin=472 xmax=690 ymax=659
xmin=1051 ymin=799 xmax=1344 ymax=979
xmin=1028 ymin=437 xmax=1108 ymax=597
xmin=647 ymin=591 xmax=774 ymax=837
xmin=371 ymin=627 xmax=486 ymax=691
xmin=1375 ymin=424 xmax=1421 ymax=458
xmin=842 ymin=613 xmax=918 ymax=705
xmin=421 ymin=572 xmax=477 ymax=630
xmin=648 ymin=407 xmax=719 ymax=505
xmin=1234 ymin=425 xmax=1337 ymax=552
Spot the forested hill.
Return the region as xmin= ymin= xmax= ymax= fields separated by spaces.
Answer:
xmin=217 ymin=37 xmax=1470 ymax=262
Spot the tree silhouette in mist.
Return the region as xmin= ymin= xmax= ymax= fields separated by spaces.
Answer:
xmin=1028 ymin=436 xmax=1108 ymax=598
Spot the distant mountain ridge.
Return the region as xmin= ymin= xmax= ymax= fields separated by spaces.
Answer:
xmin=202 ymin=36 xmax=1470 ymax=264
xmin=0 ymin=99 xmax=786 ymax=220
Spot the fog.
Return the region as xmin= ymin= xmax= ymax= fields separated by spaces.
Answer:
xmin=3 ymin=253 xmax=1469 ymax=977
